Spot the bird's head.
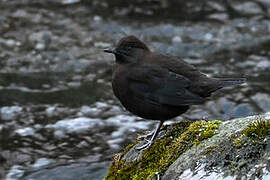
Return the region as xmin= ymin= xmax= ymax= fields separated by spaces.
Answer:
xmin=104 ymin=36 xmax=149 ymax=64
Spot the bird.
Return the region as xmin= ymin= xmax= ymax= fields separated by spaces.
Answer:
xmin=104 ymin=35 xmax=245 ymax=150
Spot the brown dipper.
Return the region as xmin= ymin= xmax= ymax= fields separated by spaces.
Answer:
xmin=104 ymin=36 xmax=245 ymax=150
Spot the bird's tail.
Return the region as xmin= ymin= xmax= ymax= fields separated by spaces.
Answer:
xmin=218 ymin=78 xmax=246 ymax=87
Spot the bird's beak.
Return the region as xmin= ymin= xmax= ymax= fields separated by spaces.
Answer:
xmin=104 ymin=47 xmax=116 ymax=54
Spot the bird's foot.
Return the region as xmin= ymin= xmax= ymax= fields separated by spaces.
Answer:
xmin=137 ymin=126 xmax=167 ymax=141
xmin=137 ymin=131 xmax=154 ymax=140
xmin=136 ymin=140 xmax=153 ymax=151
xmin=136 ymin=121 xmax=164 ymax=151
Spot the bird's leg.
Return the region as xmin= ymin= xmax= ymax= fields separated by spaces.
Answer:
xmin=136 ymin=121 xmax=164 ymax=151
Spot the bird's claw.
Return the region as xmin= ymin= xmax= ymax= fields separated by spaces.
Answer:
xmin=136 ymin=121 xmax=164 ymax=151
xmin=136 ymin=141 xmax=153 ymax=151
xmin=137 ymin=131 xmax=154 ymax=140
xmin=137 ymin=126 xmax=167 ymax=141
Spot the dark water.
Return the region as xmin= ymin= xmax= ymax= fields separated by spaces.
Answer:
xmin=0 ymin=0 xmax=270 ymax=179
xmin=0 ymin=73 xmax=110 ymax=106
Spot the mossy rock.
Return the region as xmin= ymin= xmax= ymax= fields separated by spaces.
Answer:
xmin=105 ymin=120 xmax=222 ymax=180
xmin=105 ymin=114 xmax=270 ymax=180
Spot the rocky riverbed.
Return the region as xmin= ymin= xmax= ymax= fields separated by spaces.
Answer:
xmin=0 ymin=0 xmax=270 ymax=179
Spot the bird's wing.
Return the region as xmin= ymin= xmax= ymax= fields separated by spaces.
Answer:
xmin=152 ymin=55 xmax=222 ymax=97
xmin=149 ymin=54 xmax=212 ymax=84
xmin=127 ymin=65 xmax=205 ymax=106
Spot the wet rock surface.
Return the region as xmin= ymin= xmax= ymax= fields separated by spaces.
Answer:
xmin=0 ymin=0 xmax=270 ymax=179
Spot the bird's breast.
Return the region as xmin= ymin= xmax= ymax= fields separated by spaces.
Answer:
xmin=112 ymin=66 xmax=129 ymax=102
xmin=112 ymin=65 xmax=188 ymax=120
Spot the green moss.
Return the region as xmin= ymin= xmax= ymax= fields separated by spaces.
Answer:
xmin=243 ymin=119 xmax=270 ymax=138
xmin=233 ymin=119 xmax=270 ymax=148
xmin=104 ymin=120 xmax=222 ymax=180
xmin=233 ymin=119 xmax=270 ymax=149
xmin=233 ymin=134 xmax=245 ymax=148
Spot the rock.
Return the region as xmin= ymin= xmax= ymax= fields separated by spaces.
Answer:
xmin=28 ymin=31 xmax=52 ymax=50
xmin=15 ymin=127 xmax=35 ymax=137
xmin=95 ymin=102 xmax=109 ymax=109
xmin=35 ymin=43 xmax=45 ymax=50
xmin=107 ymin=138 xmax=123 ymax=150
xmin=6 ymin=165 xmax=25 ymax=180
xmin=101 ymin=105 xmax=122 ymax=118
xmin=94 ymin=42 xmax=112 ymax=48
xmin=11 ymin=9 xmax=30 ymax=18
xmin=5 ymin=39 xmax=17 ymax=48
xmin=234 ymin=2 xmax=263 ymax=14
xmin=172 ymin=36 xmax=182 ymax=44
xmin=217 ymin=98 xmax=236 ymax=120
xmin=46 ymin=106 xmax=58 ymax=118
xmin=0 ymin=125 xmax=3 ymax=133
xmin=93 ymin=15 xmax=102 ymax=22
xmin=61 ymin=0 xmax=80 ymax=5
xmin=104 ymin=114 xmax=270 ymax=180
xmin=251 ymin=93 xmax=270 ymax=112
xmin=45 ymin=117 xmax=104 ymax=135
xmin=256 ymin=60 xmax=270 ymax=70
xmin=258 ymin=0 xmax=270 ymax=6
xmin=204 ymin=33 xmax=213 ymax=41
xmin=208 ymin=13 xmax=229 ymax=22
xmin=31 ymin=158 xmax=54 ymax=170
xmin=232 ymin=104 xmax=256 ymax=118
xmin=79 ymin=105 xmax=102 ymax=117
xmin=54 ymin=130 xmax=67 ymax=139
xmin=67 ymin=81 xmax=81 ymax=87
xmin=34 ymin=124 xmax=43 ymax=130
xmin=76 ymin=140 xmax=89 ymax=149
xmin=0 ymin=106 xmax=23 ymax=121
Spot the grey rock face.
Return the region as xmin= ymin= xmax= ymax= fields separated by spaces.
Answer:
xmin=163 ymin=114 xmax=270 ymax=179
xmin=113 ymin=114 xmax=270 ymax=180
